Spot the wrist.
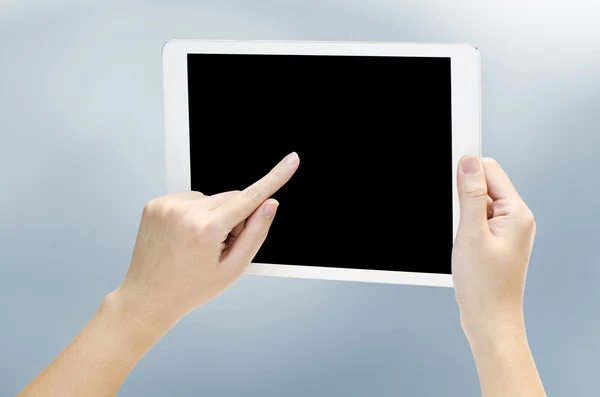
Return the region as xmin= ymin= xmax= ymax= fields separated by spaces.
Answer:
xmin=467 ymin=323 xmax=545 ymax=397
xmin=102 ymin=288 xmax=179 ymax=341
xmin=461 ymin=307 xmax=526 ymax=347
xmin=81 ymin=293 xmax=164 ymax=367
xmin=465 ymin=313 xmax=531 ymax=372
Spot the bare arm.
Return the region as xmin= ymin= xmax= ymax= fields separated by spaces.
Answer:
xmin=453 ymin=156 xmax=545 ymax=397
xmin=468 ymin=321 xmax=545 ymax=397
xmin=18 ymin=152 xmax=300 ymax=397
xmin=17 ymin=293 xmax=171 ymax=397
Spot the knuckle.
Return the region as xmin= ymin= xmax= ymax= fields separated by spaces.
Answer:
xmin=204 ymin=218 xmax=223 ymax=235
xmin=189 ymin=220 xmax=210 ymax=241
xmin=270 ymin=167 xmax=283 ymax=179
xmin=144 ymin=197 xmax=182 ymax=218
xmin=463 ymin=185 xmax=487 ymax=200
xmin=249 ymin=228 xmax=267 ymax=244
xmin=192 ymin=215 xmax=225 ymax=242
xmin=243 ymin=185 xmax=263 ymax=205
xmin=143 ymin=198 xmax=160 ymax=216
xmin=145 ymin=195 xmax=203 ymax=227
xmin=226 ymin=190 xmax=241 ymax=199
xmin=514 ymin=204 xmax=535 ymax=230
xmin=456 ymin=223 xmax=487 ymax=243
xmin=522 ymin=208 xmax=536 ymax=228
xmin=162 ymin=199 xmax=188 ymax=218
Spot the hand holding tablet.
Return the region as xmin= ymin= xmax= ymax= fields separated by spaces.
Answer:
xmin=16 ymin=41 xmax=546 ymax=397
xmin=453 ymin=156 xmax=536 ymax=336
xmin=19 ymin=151 xmax=545 ymax=397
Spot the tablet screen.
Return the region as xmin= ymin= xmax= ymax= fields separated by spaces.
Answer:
xmin=187 ymin=53 xmax=452 ymax=274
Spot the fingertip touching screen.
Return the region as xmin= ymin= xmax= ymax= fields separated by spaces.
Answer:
xmin=187 ymin=53 xmax=453 ymax=274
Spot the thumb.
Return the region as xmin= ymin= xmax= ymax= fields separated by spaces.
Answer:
xmin=457 ymin=155 xmax=489 ymax=233
xmin=221 ymin=199 xmax=279 ymax=270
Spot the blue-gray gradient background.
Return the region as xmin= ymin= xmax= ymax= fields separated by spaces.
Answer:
xmin=1 ymin=1 xmax=599 ymax=396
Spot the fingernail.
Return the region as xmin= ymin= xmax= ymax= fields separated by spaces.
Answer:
xmin=262 ymin=200 xmax=279 ymax=218
xmin=284 ymin=152 xmax=299 ymax=167
xmin=461 ymin=156 xmax=481 ymax=175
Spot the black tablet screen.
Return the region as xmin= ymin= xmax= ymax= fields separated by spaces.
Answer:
xmin=187 ymin=53 xmax=453 ymax=274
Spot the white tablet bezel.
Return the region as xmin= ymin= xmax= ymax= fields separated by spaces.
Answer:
xmin=162 ymin=39 xmax=481 ymax=288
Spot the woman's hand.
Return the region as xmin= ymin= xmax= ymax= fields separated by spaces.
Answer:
xmin=452 ymin=156 xmax=545 ymax=397
xmin=18 ymin=152 xmax=300 ymax=397
xmin=113 ymin=152 xmax=300 ymax=332
xmin=452 ymin=156 xmax=535 ymax=336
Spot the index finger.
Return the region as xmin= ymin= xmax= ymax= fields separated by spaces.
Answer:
xmin=215 ymin=152 xmax=300 ymax=228
xmin=482 ymin=158 xmax=521 ymax=201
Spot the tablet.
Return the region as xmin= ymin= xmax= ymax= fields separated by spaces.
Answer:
xmin=162 ymin=40 xmax=481 ymax=288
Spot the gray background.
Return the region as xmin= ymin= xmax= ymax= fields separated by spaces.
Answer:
xmin=1 ymin=1 xmax=599 ymax=396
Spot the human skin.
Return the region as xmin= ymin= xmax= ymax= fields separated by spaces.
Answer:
xmin=452 ymin=156 xmax=545 ymax=397
xmin=17 ymin=152 xmax=301 ymax=397
xmin=17 ymin=153 xmax=545 ymax=397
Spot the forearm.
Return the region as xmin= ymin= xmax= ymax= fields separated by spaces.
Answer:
xmin=465 ymin=313 xmax=546 ymax=397
xmin=18 ymin=292 xmax=170 ymax=397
